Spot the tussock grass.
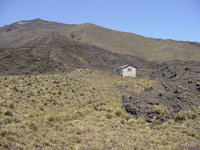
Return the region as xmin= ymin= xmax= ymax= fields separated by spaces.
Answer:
xmin=0 ymin=70 xmax=199 ymax=150
xmin=69 ymin=53 xmax=89 ymax=65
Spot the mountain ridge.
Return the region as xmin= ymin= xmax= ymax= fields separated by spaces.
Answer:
xmin=0 ymin=19 xmax=200 ymax=62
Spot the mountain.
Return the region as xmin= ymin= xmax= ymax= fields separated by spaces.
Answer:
xmin=1 ymin=19 xmax=200 ymax=62
xmin=0 ymin=18 xmax=76 ymax=48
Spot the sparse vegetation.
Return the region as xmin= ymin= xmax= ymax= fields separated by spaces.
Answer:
xmin=69 ymin=53 xmax=89 ymax=65
xmin=0 ymin=70 xmax=199 ymax=150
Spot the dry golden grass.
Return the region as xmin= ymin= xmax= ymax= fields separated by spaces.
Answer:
xmin=69 ymin=53 xmax=89 ymax=65
xmin=0 ymin=70 xmax=199 ymax=150
xmin=66 ymin=23 xmax=200 ymax=62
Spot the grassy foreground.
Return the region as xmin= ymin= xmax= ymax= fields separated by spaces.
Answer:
xmin=0 ymin=70 xmax=199 ymax=150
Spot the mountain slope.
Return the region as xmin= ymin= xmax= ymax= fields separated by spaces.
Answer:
xmin=0 ymin=19 xmax=200 ymax=62
xmin=0 ymin=33 xmax=149 ymax=75
xmin=64 ymin=23 xmax=200 ymax=62
xmin=0 ymin=18 xmax=76 ymax=48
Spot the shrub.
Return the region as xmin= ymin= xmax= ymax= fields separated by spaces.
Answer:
xmin=137 ymin=78 xmax=156 ymax=91
xmin=158 ymin=108 xmax=170 ymax=115
xmin=93 ymin=106 xmax=98 ymax=111
xmin=0 ymin=131 xmax=7 ymax=137
xmin=106 ymin=113 xmax=113 ymax=119
xmin=115 ymin=110 xmax=123 ymax=117
xmin=175 ymin=85 xmax=185 ymax=94
xmin=13 ymin=86 xmax=19 ymax=92
xmin=175 ymin=111 xmax=186 ymax=121
xmin=29 ymin=123 xmax=38 ymax=131
xmin=120 ymin=119 xmax=125 ymax=124
xmin=187 ymin=112 xmax=197 ymax=119
xmin=9 ymin=104 xmax=14 ymax=109
xmin=27 ymin=92 xmax=34 ymax=98
xmin=4 ymin=111 xmax=13 ymax=116
xmin=72 ymin=111 xmax=84 ymax=120
xmin=47 ymin=116 xmax=56 ymax=122
xmin=27 ymin=82 xmax=32 ymax=86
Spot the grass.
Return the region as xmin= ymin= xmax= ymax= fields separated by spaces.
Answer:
xmin=71 ymin=23 xmax=200 ymax=62
xmin=69 ymin=53 xmax=89 ymax=65
xmin=0 ymin=69 xmax=199 ymax=150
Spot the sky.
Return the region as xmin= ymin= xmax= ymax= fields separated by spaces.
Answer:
xmin=0 ymin=0 xmax=200 ymax=42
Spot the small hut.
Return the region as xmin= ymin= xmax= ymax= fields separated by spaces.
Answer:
xmin=114 ymin=64 xmax=136 ymax=77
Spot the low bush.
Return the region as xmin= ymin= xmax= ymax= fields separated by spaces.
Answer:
xmin=4 ymin=110 xmax=13 ymax=116
xmin=106 ymin=113 xmax=114 ymax=119
xmin=175 ymin=111 xmax=187 ymax=121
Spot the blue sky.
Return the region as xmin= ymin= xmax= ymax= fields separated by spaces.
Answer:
xmin=0 ymin=0 xmax=200 ymax=42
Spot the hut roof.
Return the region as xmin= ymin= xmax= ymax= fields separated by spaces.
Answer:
xmin=114 ymin=64 xmax=137 ymax=71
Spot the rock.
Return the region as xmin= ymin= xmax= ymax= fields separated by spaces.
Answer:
xmin=122 ymin=61 xmax=200 ymax=124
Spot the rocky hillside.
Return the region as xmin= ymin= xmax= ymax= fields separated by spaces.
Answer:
xmin=1 ymin=19 xmax=200 ymax=62
xmin=0 ymin=33 xmax=150 ymax=75
xmin=123 ymin=60 xmax=200 ymax=124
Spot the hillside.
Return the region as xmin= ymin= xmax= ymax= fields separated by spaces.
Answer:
xmin=0 ymin=70 xmax=199 ymax=150
xmin=65 ymin=23 xmax=200 ymax=62
xmin=0 ymin=19 xmax=76 ymax=48
xmin=0 ymin=33 xmax=150 ymax=75
xmin=1 ymin=19 xmax=200 ymax=62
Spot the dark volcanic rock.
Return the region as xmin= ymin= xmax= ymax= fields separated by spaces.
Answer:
xmin=0 ymin=33 xmax=150 ymax=75
xmin=122 ymin=61 xmax=200 ymax=123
